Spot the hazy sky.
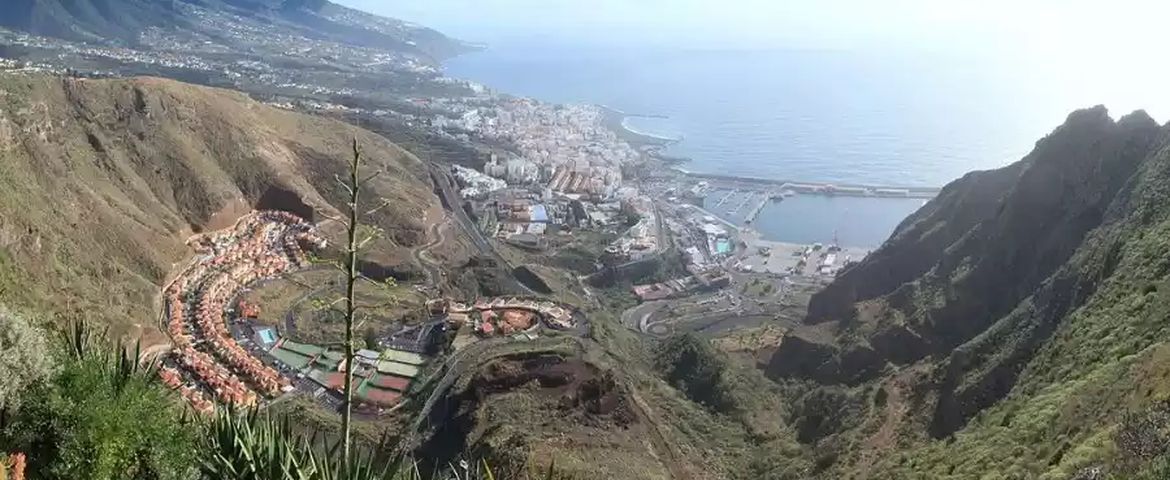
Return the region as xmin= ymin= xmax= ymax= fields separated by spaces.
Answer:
xmin=335 ymin=1 xmax=1170 ymax=119
xmin=339 ymin=0 xmax=1166 ymax=56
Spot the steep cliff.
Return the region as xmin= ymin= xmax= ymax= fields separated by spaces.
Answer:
xmin=767 ymin=107 xmax=1170 ymax=477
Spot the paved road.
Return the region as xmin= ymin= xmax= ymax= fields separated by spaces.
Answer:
xmin=617 ymin=253 xmax=796 ymax=337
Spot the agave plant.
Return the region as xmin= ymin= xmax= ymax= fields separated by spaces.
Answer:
xmin=199 ymin=407 xmax=419 ymax=480
xmin=197 ymin=407 xmax=555 ymax=480
xmin=201 ymin=408 xmax=317 ymax=480
xmin=62 ymin=319 xmax=156 ymax=393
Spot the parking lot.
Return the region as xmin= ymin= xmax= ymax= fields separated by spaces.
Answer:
xmin=737 ymin=238 xmax=870 ymax=278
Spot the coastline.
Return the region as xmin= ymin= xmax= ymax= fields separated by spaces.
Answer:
xmin=620 ymin=117 xmax=681 ymax=143
xmin=597 ymin=104 xmax=695 ymax=167
xmin=598 ymin=104 xmax=680 ymax=147
xmin=596 ymin=102 xmax=941 ymax=197
xmin=444 ymin=48 xmax=941 ymax=249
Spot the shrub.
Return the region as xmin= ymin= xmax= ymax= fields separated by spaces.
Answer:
xmin=0 ymin=322 xmax=197 ymax=479
xmin=0 ymin=307 xmax=55 ymax=413
xmin=655 ymin=334 xmax=735 ymax=413
xmin=1113 ymin=400 xmax=1170 ymax=472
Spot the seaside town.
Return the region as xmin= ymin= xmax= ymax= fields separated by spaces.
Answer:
xmin=406 ymin=83 xmax=939 ymax=343
xmin=141 ymin=54 xmax=938 ymax=416
xmin=0 ymin=3 xmax=447 ymax=98
xmin=438 ymin=97 xmax=670 ymax=263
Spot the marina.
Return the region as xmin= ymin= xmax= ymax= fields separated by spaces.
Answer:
xmin=699 ymin=189 xmax=783 ymax=226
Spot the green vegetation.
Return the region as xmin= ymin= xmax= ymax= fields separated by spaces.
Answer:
xmin=0 ymin=313 xmax=524 ymax=480
xmin=0 ymin=307 xmax=54 ymax=413
xmin=9 ymin=64 xmax=1170 ymax=480
xmin=595 ymin=284 xmax=639 ymax=313
xmin=746 ymin=107 xmax=1170 ymax=479
xmin=655 ymin=334 xmax=737 ymax=412
xmin=1 ymin=321 xmax=197 ymax=480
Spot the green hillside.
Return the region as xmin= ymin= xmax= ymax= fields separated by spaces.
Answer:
xmin=764 ymin=106 xmax=1170 ymax=478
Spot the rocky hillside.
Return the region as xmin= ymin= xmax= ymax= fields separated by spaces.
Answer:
xmin=765 ymin=106 xmax=1170 ymax=477
xmin=0 ymin=73 xmax=438 ymax=343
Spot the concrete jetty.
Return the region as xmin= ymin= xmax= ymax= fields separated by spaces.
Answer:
xmin=743 ymin=195 xmax=774 ymax=224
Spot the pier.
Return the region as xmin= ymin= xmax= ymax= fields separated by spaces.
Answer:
xmin=713 ymin=189 xmax=738 ymax=208
xmin=743 ymin=195 xmax=774 ymax=224
xmin=729 ymin=193 xmax=754 ymax=215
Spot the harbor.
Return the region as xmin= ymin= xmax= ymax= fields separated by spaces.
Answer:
xmin=596 ymin=104 xmax=942 ymax=249
xmin=646 ymin=171 xmax=935 ymax=249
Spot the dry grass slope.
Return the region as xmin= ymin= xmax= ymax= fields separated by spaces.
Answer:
xmin=0 ymin=73 xmax=438 ymax=344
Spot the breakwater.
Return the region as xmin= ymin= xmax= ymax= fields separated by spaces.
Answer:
xmin=681 ymin=170 xmax=941 ymax=199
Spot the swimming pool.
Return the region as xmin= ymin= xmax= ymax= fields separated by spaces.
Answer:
xmin=256 ymin=328 xmax=277 ymax=345
xmin=716 ymin=239 xmax=732 ymax=254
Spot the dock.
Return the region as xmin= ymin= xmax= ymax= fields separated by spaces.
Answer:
xmin=729 ymin=193 xmax=754 ymax=215
xmin=743 ymin=195 xmax=774 ymax=224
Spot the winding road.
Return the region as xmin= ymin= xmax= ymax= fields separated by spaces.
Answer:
xmin=620 ymin=273 xmax=797 ymax=337
xmin=429 ymin=164 xmax=536 ymax=295
xmin=411 ymin=215 xmax=449 ymax=288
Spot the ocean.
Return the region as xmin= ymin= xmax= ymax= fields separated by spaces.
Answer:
xmin=444 ymin=43 xmax=1147 ymax=247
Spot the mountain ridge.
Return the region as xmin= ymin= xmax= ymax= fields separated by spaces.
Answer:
xmin=764 ymin=105 xmax=1170 ymax=477
xmin=0 ymin=0 xmax=470 ymax=62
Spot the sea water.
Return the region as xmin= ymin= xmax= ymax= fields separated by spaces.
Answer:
xmin=444 ymin=42 xmax=1141 ymax=247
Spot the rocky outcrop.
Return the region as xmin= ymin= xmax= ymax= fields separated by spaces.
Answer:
xmin=416 ymin=351 xmax=640 ymax=476
xmin=806 ymin=162 xmax=1024 ymax=325
xmin=766 ymin=334 xmax=843 ymax=384
xmin=766 ymin=333 xmax=887 ymax=385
